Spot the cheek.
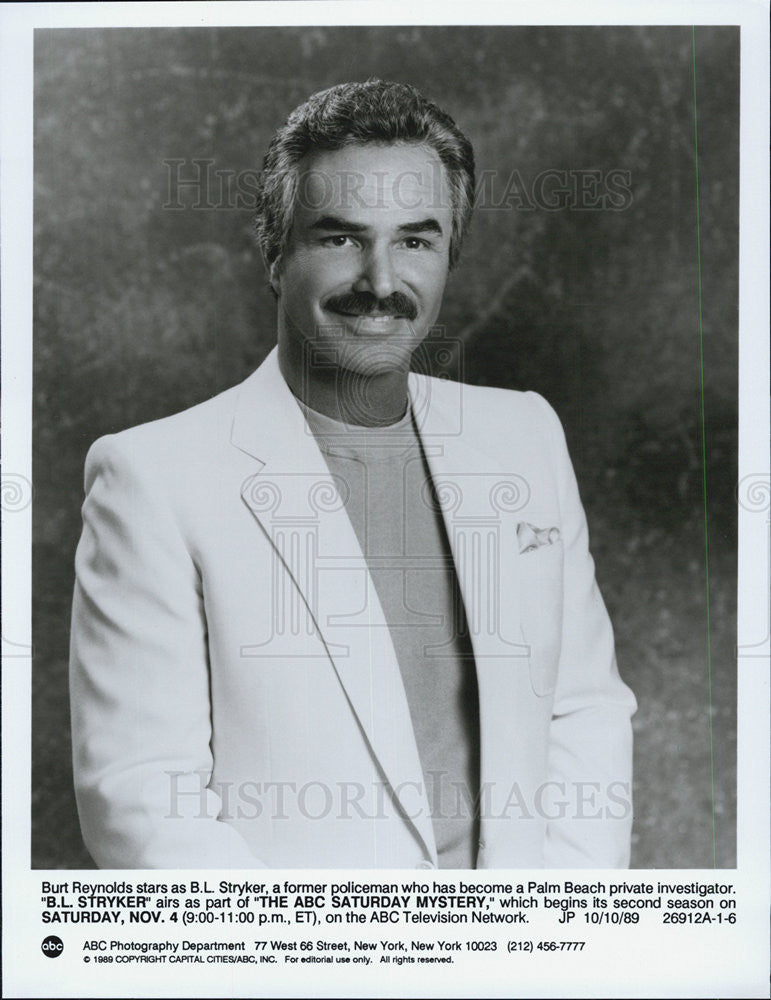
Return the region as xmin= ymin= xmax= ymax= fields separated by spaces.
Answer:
xmin=283 ymin=253 xmax=344 ymax=302
xmin=279 ymin=267 xmax=319 ymax=306
xmin=416 ymin=267 xmax=448 ymax=308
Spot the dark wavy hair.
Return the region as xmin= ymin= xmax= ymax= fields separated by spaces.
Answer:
xmin=255 ymin=79 xmax=475 ymax=270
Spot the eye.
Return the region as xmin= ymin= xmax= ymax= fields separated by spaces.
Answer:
xmin=402 ymin=236 xmax=429 ymax=250
xmin=322 ymin=234 xmax=357 ymax=248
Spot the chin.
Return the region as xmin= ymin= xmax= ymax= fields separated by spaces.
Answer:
xmin=336 ymin=340 xmax=415 ymax=378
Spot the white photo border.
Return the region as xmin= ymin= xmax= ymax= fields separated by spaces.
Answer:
xmin=2 ymin=2 xmax=768 ymax=997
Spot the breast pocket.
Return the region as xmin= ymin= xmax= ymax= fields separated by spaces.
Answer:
xmin=519 ymin=540 xmax=564 ymax=697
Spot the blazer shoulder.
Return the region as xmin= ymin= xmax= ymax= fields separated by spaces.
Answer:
xmin=422 ymin=371 xmax=557 ymax=418
xmin=469 ymin=382 xmax=566 ymax=448
xmin=466 ymin=380 xmax=561 ymax=424
xmin=421 ymin=372 xmax=564 ymax=444
xmin=84 ymin=379 xmax=245 ymax=475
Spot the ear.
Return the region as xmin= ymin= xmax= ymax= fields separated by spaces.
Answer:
xmin=268 ymin=256 xmax=282 ymax=297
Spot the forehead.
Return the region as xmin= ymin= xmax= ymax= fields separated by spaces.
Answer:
xmin=294 ymin=142 xmax=452 ymax=227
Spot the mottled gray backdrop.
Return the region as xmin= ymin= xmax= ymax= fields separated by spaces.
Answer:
xmin=33 ymin=25 xmax=738 ymax=868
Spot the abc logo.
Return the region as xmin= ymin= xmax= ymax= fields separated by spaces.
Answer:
xmin=41 ymin=935 xmax=64 ymax=958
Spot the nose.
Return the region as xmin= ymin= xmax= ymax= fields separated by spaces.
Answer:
xmin=352 ymin=243 xmax=397 ymax=301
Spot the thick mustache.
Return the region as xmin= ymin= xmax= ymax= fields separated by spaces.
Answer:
xmin=325 ymin=292 xmax=418 ymax=322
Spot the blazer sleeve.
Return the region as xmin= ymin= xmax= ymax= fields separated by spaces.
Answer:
xmin=69 ymin=434 xmax=261 ymax=869
xmin=529 ymin=393 xmax=638 ymax=868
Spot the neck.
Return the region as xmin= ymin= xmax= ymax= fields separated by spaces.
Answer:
xmin=278 ymin=334 xmax=410 ymax=427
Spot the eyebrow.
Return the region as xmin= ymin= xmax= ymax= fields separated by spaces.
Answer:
xmin=398 ymin=218 xmax=444 ymax=236
xmin=309 ymin=216 xmax=444 ymax=237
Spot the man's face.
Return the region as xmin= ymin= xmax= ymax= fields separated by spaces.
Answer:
xmin=271 ymin=142 xmax=453 ymax=380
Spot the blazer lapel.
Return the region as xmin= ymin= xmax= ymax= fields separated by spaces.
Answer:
xmin=408 ymin=371 xmax=528 ymax=661
xmin=232 ymin=349 xmax=437 ymax=862
xmin=409 ymin=372 xmax=531 ymax=849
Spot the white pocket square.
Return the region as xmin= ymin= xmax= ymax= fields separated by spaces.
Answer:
xmin=517 ymin=521 xmax=561 ymax=554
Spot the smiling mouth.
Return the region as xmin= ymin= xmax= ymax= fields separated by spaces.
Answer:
xmin=335 ymin=314 xmax=410 ymax=339
xmin=328 ymin=310 xmax=410 ymax=334
xmin=331 ymin=309 xmax=405 ymax=321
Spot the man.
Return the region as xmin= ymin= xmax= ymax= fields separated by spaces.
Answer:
xmin=70 ymin=80 xmax=636 ymax=870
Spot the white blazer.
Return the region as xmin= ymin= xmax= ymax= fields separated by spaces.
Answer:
xmin=70 ymin=348 xmax=636 ymax=870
